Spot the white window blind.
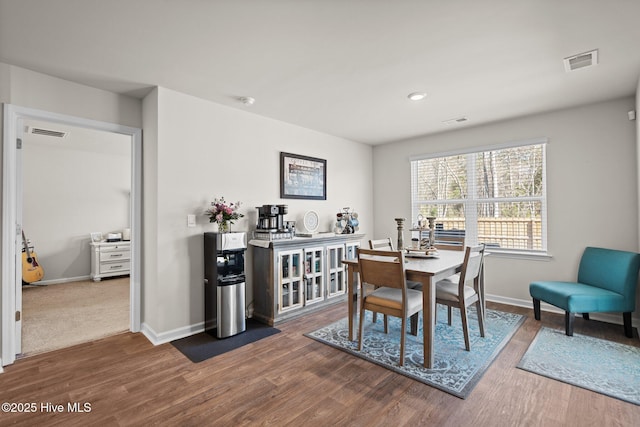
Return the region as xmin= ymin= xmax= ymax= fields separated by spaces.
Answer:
xmin=410 ymin=140 xmax=547 ymax=253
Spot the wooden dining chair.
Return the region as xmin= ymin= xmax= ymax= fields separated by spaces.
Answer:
xmin=357 ymin=248 xmax=423 ymax=366
xmin=435 ymin=244 xmax=486 ymax=351
xmin=368 ymin=238 xmax=394 ymax=251
xmin=434 ymin=235 xmax=465 ymax=251
xmin=367 ymin=237 xmax=420 ymax=326
xmin=368 ymin=238 xmax=393 ymax=324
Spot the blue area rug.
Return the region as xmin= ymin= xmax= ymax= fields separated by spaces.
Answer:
xmin=305 ymin=307 xmax=524 ymax=399
xmin=517 ymin=327 xmax=640 ymax=405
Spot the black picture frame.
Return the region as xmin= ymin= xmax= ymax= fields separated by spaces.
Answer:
xmin=280 ymin=152 xmax=327 ymax=200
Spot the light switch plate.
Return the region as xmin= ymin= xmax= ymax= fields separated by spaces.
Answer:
xmin=187 ymin=214 xmax=196 ymax=227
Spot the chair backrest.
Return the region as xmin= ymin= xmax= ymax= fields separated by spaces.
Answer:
xmin=577 ymin=247 xmax=640 ymax=304
xmin=369 ymin=238 xmax=394 ymax=251
xmin=434 ymin=235 xmax=465 ymax=251
xmin=357 ymin=248 xmax=406 ymax=290
xmin=457 ymin=244 xmax=485 ymax=287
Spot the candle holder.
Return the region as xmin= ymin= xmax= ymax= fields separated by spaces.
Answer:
xmin=427 ymin=216 xmax=436 ymax=248
xmin=394 ymin=218 xmax=406 ymax=250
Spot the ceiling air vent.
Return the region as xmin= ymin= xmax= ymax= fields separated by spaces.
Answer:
xmin=27 ymin=126 xmax=68 ymax=138
xmin=443 ymin=117 xmax=469 ymax=125
xmin=564 ymin=49 xmax=598 ymax=72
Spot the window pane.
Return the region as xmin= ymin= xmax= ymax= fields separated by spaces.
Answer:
xmin=411 ymin=141 xmax=546 ymax=253
xmin=414 ymin=155 xmax=467 ymax=201
xmin=415 ymin=203 xmax=465 ymax=220
xmin=477 ymin=201 xmax=543 ymax=250
xmin=475 ymin=145 xmax=544 ymax=199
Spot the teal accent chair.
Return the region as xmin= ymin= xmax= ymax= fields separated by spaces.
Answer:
xmin=529 ymin=247 xmax=640 ymax=338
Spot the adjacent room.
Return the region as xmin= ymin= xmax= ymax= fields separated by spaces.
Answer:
xmin=19 ymin=121 xmax=131 ymax=356
xmin=0 ymin=1 xmax=639 ymax=425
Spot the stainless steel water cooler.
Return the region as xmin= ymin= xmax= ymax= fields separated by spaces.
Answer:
xmin=204 ymin=232 xmax=247 ymax=338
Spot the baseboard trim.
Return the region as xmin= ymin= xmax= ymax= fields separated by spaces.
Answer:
xmin=141 ymin=321 xmax=205 ymax=346
xmin=30 ymin=275 xmax=92 ymax=286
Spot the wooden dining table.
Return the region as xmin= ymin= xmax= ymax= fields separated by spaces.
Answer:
xmin=343 ymin=250 xmax=476 ymax=369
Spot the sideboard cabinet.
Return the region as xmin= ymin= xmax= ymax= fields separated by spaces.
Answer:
xmin=250 ymin=234 xmax=363 ymax=325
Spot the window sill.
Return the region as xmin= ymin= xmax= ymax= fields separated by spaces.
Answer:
xmin=486 ymin=250 xmax=552 ymax=261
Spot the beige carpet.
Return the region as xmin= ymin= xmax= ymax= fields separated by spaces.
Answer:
xmin=21 ymin=277 xmax=129 ymax=357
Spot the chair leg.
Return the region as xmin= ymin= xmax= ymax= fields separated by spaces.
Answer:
xmin=410 ymin=313 xmax=419 ymax=336
xmin=565 ymin=311 xmax=574 ymax=336
xmin=383 ymin=315 xmax=389 ymax=334
xmin=475 ymin=299 xmax=485 ymax=337
xmin=533 ymin=298 xmax=541 ymax=321
xmin=399 ymin=316 xmax=406 ymax=366
xmin=582 ymin=313 xmax=589 ymax=320
xmin=623 ymin=312 xmax=633 ymax=338
xmin=460 ymin=305 xmax=471 ymax=351
xmin=447 ymin=306 xmax=453 ymax=326
xmin=372 ymin=286 xmax=379 ymax=323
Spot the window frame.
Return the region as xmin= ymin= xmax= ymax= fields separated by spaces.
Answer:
xmin=410 ymin=137 xmax=548 ymax=256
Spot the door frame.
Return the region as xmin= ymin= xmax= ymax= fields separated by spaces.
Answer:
xmin=2 ymin=104 xmax=142 ymax=366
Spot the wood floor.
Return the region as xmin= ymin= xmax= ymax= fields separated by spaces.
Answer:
xmin=0 ymin=302 xmax=638 ymax=426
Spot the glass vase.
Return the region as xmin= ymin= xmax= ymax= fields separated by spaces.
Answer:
xmin=218 ymin=221 xmax=230 ymax=233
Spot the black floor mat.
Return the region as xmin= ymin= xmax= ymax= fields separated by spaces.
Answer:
xmin=171 ymin=319 xmax=280 ymax=363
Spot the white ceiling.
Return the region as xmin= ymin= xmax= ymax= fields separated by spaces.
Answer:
xmin=1 ymin=1 xmax=639 ymax=145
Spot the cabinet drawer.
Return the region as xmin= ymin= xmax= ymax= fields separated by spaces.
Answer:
xmin=100 ymin=250 xmax=130 ymax=262
xmin=100 ymin=243 xmax=129 ymax=252
xmin=100 ymin=260 xmax=130 ymax=274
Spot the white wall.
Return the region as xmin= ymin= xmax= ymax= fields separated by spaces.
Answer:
xmin=22 ymin=124 xmax=130 ymax=282
xmin=141 ymin=87 xmax=373 ymax=339
xmin=142 ymin=88 xmax=159 ymax=331
xmin=637 ymin=75 xmax=640 ymax=247
xmin=373 ymin=97 xmax=638 ymax=316
xmin=5 ymin=65 xmax=141 ymax=128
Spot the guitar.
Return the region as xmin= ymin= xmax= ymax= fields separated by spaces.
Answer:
xmin=22 ymin=230 xmax=44 ymax=284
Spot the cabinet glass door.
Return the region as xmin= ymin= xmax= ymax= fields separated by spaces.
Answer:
xmin=304 ymin=247 xmax=324 ymax=304
xmin=345 ymin=241 xmax=360 ymax=260
xmin=327 ymin=244 xmax=346 ymax=297
xmin=278 ymin=249 xmax=303 ymax=312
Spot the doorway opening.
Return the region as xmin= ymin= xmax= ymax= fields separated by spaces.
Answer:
xmin=2 ymin=104 xmax=142 ymax=366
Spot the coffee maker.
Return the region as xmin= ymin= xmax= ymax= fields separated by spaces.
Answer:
xmin=256 ymin=204 xmax=288 ymax=231
xmin=254 ymin=204 xmax=294 ymax=241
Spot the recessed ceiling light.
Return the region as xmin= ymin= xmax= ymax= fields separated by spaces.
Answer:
xmin=407 ymin=92 xmax=427 ymax=101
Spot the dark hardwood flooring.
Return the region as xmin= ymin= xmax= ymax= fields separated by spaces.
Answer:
xmin=0 ymin=302 xmax=638 ymax=426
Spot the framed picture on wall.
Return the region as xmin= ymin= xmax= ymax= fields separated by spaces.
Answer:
xmin=280 ymin=152 xmax=327 ymax=200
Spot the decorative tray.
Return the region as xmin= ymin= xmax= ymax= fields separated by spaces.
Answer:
xmin=404 ymin=248 xmax=439 ymax=258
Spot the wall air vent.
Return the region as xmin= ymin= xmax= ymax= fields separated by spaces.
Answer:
xmin=443 ymin=117 xmax=469 ymax=125
xmin=564 ymin=49 xmax=598 ymax=72
xmin=27 ymin=126 xmax=68 ymax=138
